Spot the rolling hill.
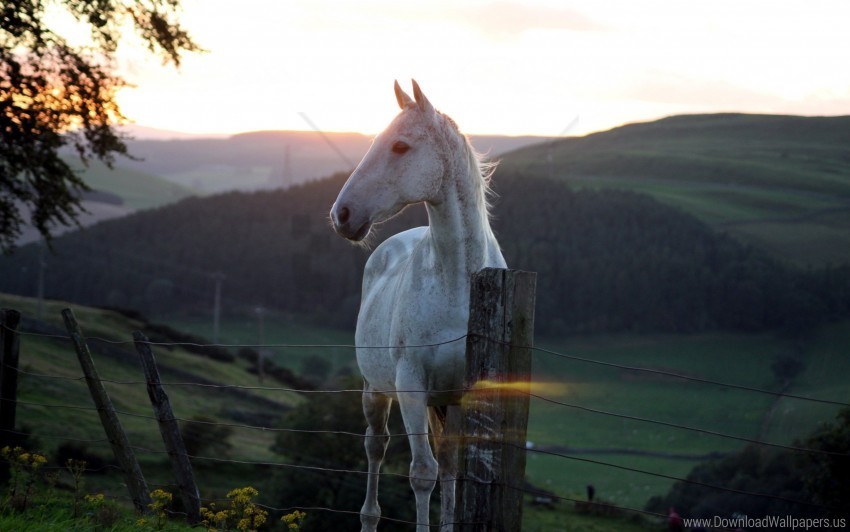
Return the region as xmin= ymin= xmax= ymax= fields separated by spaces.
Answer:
xmin=0 ymin=292 xmax=301 ymax=465
xmin=68 ymin=158 xmax=194 ymax=211
xmin=15 ymin=159 xmax=194 ymax=247
xmin=500 ymin=113 xmax=850 ymax=267
xmin=6 ymin=113 xmax=850 ymax=336
xmin=3 ymin=170 xmax=849 ymax=337
xmin=117 ymin=131 xmax=553 ymax=195
xmin=47 ymin=113 xmax=850 ymax=269
xmin=15 ymin=131 xmax=550 ymax=248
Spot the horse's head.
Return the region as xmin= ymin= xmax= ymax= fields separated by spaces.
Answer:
xmin=331 ymin=80 xmax=449 ymax=242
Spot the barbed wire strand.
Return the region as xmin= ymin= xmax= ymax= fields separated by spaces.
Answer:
xmin=7 ymin=416 xmax=847 ymax=508
xmin=525 ymin=391 xmax=849 ymax=457
xmin=528 ymin=343 xmax=850 ymax=407
xmin=6 ymin=421 xmax=835 ymax=515
xmin=0 ymin=427 xmax=108 ymax=444
xmin=0 ymin=455 xmax=735 ymax=528
xmin=3 ymin=440 xmax=819 ymax=525
xmin=2 ymin=427 xmax=837 ymax=526
xmin=513 ymin=442 xmax=830 ymax=510
xmin=7 ymin=323 xmax=849 ymax=408
xmin=6 ymin=391 xmax=849 ymax=458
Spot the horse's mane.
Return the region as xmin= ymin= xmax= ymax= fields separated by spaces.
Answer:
xmin=439 ymin=111 xmax=497 ymax=221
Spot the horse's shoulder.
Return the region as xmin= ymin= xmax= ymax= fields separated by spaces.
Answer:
xmin=362 ymin=227 xmax=427 ymax=291
xmin=367 ymin=227 xmax=427 ymax=267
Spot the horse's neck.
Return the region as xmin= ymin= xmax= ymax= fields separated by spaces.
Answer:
xmin=424 ymin=150 xmax=498 ymax=279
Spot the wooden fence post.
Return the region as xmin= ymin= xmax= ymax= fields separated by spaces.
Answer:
xmin=134 ymin=331 xmax=202 ymax=524
xmin=1 ymin=309 xmax=22 ymax=455
xmin=62 ymin=308 xmax=152 ymax=514
xmin=451 ymin=268 xmax=536 ymax=531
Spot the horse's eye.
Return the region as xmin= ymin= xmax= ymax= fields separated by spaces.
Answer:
xmin=391 ymin=141 xmax=410 ymax=154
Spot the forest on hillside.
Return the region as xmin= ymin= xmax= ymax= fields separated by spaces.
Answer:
xmin=2 ymin=171 xmax=849 ymax=335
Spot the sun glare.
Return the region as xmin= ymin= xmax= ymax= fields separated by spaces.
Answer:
xmin=467 ymin=379 xmax=569 ymax=398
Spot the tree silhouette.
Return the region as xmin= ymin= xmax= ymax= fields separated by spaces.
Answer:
xmin=0 ymin=0 xmax=201 ymax=253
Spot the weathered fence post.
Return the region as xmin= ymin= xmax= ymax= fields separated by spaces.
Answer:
xmin=62 ymin=308 xmax=152 ymax=514
xmin=451 ymin=268 xmax=536 ymax=531
xmin=134 ymin=331 xmax=202 ymax=524
xmin=0 ymin=309 xmax=22 ymax=453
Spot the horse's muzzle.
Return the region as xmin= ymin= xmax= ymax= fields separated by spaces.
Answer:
xmin=331 ymin=203 xmax=371 ymax=241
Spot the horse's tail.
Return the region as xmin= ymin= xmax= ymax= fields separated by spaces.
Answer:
xmin=427 ymin=405 xmax=448 ymax=441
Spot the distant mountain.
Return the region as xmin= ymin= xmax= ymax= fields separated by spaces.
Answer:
xmin=118 ymin=123 xmax=230 ymax=140
xmin=500 ymin=113 xmax=850 ymax=267
xmin=21 ymin=130 xmax=550 ymax=246
xmin=116 ymin=130 xmax=554 ymax=196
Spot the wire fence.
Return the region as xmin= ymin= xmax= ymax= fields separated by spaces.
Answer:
xmin=2 ymin=318 xmax=848 ymax=528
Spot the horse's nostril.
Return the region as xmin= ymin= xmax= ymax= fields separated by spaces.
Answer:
xmin=338 ymin=206 xmax=350 ymax=224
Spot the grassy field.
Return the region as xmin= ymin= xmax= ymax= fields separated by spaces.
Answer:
xmin=165 ymin=312 xmax=358 ymax=377
xmin=0 ymin=293 xmax=300 ymax=469
xmin=4 ymin=293 xmax=848 ymax=528
xmin=500 ymin=114 xmax=850 ymax=267
xmin=163 ymin=165 xmax=276 ymax=195
xmin=163 ymin=307 xmax=850 ymax=512
xmin=67 ymin=159 xmax=193 ymax=210
xmin=523 ymin=326 xmax=850 ymax=510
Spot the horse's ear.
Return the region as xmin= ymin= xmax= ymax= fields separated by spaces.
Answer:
xmin=394 ymin=80 xmax=414 ymax=110
xmin=411 ymin=79 xmax=434 ymax=114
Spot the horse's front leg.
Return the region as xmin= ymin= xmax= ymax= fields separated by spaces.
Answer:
xmin=397 ymin=374 xmax=438 ymax=532
xmin=360 ymin=386 xmax=392 ymax=532
xmin=429 ymin=406 xmax=458 ymax=531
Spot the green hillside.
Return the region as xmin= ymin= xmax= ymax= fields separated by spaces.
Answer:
xmin=501 ymin=114 xmax=850 ymax=267
xmin=526 ymin=324 xmax=850 ymax=508
xmin=5 ymin=174 xmax=849 ymax=337
xmin=67 ymin=158 xmax=193 ymax=210
xmin=118 ymin=131 xmax=551 ymax=196
xmin=0 ymin=293 xmax=300 ymax=463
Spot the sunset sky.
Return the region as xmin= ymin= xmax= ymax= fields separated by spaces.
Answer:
xmin=63 ymin=0 xmax=850 ymax=137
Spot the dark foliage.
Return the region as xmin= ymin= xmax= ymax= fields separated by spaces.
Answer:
xmin=646 ymin=408 xmax=850 ymax=521
xmin=54 ymin=442 xmax=112 ymax=475
xmin=142 ymin=322 xmax=234 ymax=362
xmin=801 ymin=409 xmax=850 ymax=517
xmin=246 ymin=357 xmax=315 ymax=390
xmin=0 ymin=424 xmax=41 ymax=483
xmin=2 ymin=171 xmax=850 ymax=335
xmin=270 ymin=376 xmax=417 ymax=530
xmin=0 ymin=0 xmax=200 ymax=253
xmin=180 ymin=416 xmax=233 ymax=458
xmin=301 ymin=354 xmax=332 ymax=387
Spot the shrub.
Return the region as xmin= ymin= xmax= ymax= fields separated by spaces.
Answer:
xmin=180 ymin=416 xmax=234 ymax=458
xmin=84 ymin=493 xmax=122 ymax=528
xmin=55 ymin=442 xmax=111 ymax=474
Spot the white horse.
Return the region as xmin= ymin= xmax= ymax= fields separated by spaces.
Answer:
xmin=330 ymin=80 xmax=506 ymax=531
